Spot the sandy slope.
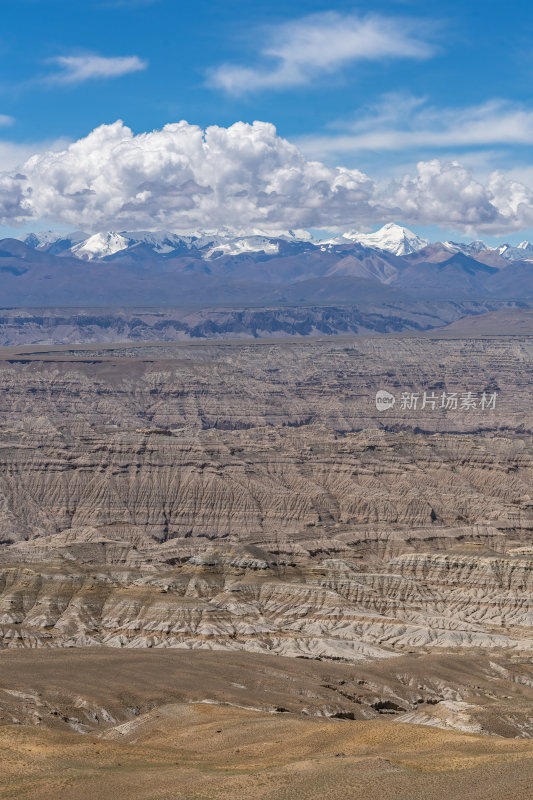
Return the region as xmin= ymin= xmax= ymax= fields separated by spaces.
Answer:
xmin=2 ymin=703 xmax=533 ymax=800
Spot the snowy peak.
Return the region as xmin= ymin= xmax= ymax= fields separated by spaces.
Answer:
xmin=187 ymin=228 xmax=313 ymax=256
xmin=203 ymin=235 xmax=280 ymax=258
xmin=125 ymin=231 xmax=192 ymax=254
xmin=71 ymin=232 xmax=132 ymax=260
xmin=321 ymin=223 xmax=429 ymax=256
xmin=443 ymin=240 xmax=489 ymax=255
xmin=20 ymin=231 xmax=63 ymax=249
xmin=19 ymin=230 xmax=89 ymax=255
xmin=355 ymin=223 xmax=429 ymax=256
xmin=497 ymin=242 xmax=533 ymax=261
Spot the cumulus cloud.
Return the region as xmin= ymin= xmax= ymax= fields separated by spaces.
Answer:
xmin=209 ymin=12 xmax=435 ymax=94
xmin=48 ymin=54 xmax=147 ymax=84
xmin=0 ymin=120 xmax=376 ymax=230
xmin=0 ymin=119 xmax=533 ymax=235
xmin=0 ymin=137 xmax=71 ymax=172
xmin=388 ymin=159 xmax=533 ymax=232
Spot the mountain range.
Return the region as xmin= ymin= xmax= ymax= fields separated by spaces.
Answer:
xmin=0 ymin=222 xmax=529 ymax=308
xmin=19 ymin=221 xmax=533 ymax=261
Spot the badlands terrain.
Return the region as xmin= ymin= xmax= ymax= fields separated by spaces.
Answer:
xmin=0 ymin=328 xmax=532 ymax=797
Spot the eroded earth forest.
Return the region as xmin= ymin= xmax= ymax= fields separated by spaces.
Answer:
xmin=0 ymin=330 xmax=532 ymax=799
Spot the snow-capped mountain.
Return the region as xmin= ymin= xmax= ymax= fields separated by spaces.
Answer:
xmin=320 ymin=223 xmax=429 ymax=256
xmin=20 ymin=230 xmax=88 ymax=250
xmin=17 ymin=224 xmax=533 ymax=265
xmin=443 ymin=240 xmax=489 ymax=255
xmin=497 ymin=241 xmax=533 ymax=261
xmin=126 ymin=231 xmax=193 ymax=254
xmin=187 ymin=228 xmax=313 ymax=257
xmin=71 ymin=232 xmax=133 ymax=260
xmin=69 ymin=231 xmax=196 ymax=260
xmin=19 ymin=228 xmax=314 ymax=261
xmin=20 ymin=231 xmax=63 ymax=249
xmin=203 ymin=235 xmax=280 ymax=258
xmin=5 ymin=223 xmax=532 ymax=307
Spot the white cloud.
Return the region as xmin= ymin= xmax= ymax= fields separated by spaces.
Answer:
xmin=0 ymin=120 xmax=376 ymax=230
xmin=0 ymin=119 xmax=533 ymax=235
xmin=208 ymin=12 xmax=435 ymax=94
xmin=0 ymin=137 xmax=70 ymax=171
xmin=48 ymin=54 xmax=147 ymax=84
xmin=0 ymin=115 xmax=14 ymax=127
xmin=388 ymin=159 xmax=533 ymax=232
xmin=299 ymin=96 xmax=533 ymax=158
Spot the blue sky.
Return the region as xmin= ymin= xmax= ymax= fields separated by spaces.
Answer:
xmin=1 ymin=0 xmax=533 ymax=242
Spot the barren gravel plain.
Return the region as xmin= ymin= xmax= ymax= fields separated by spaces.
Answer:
xmin=0 ymin=330 xmax=532 ymax=798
